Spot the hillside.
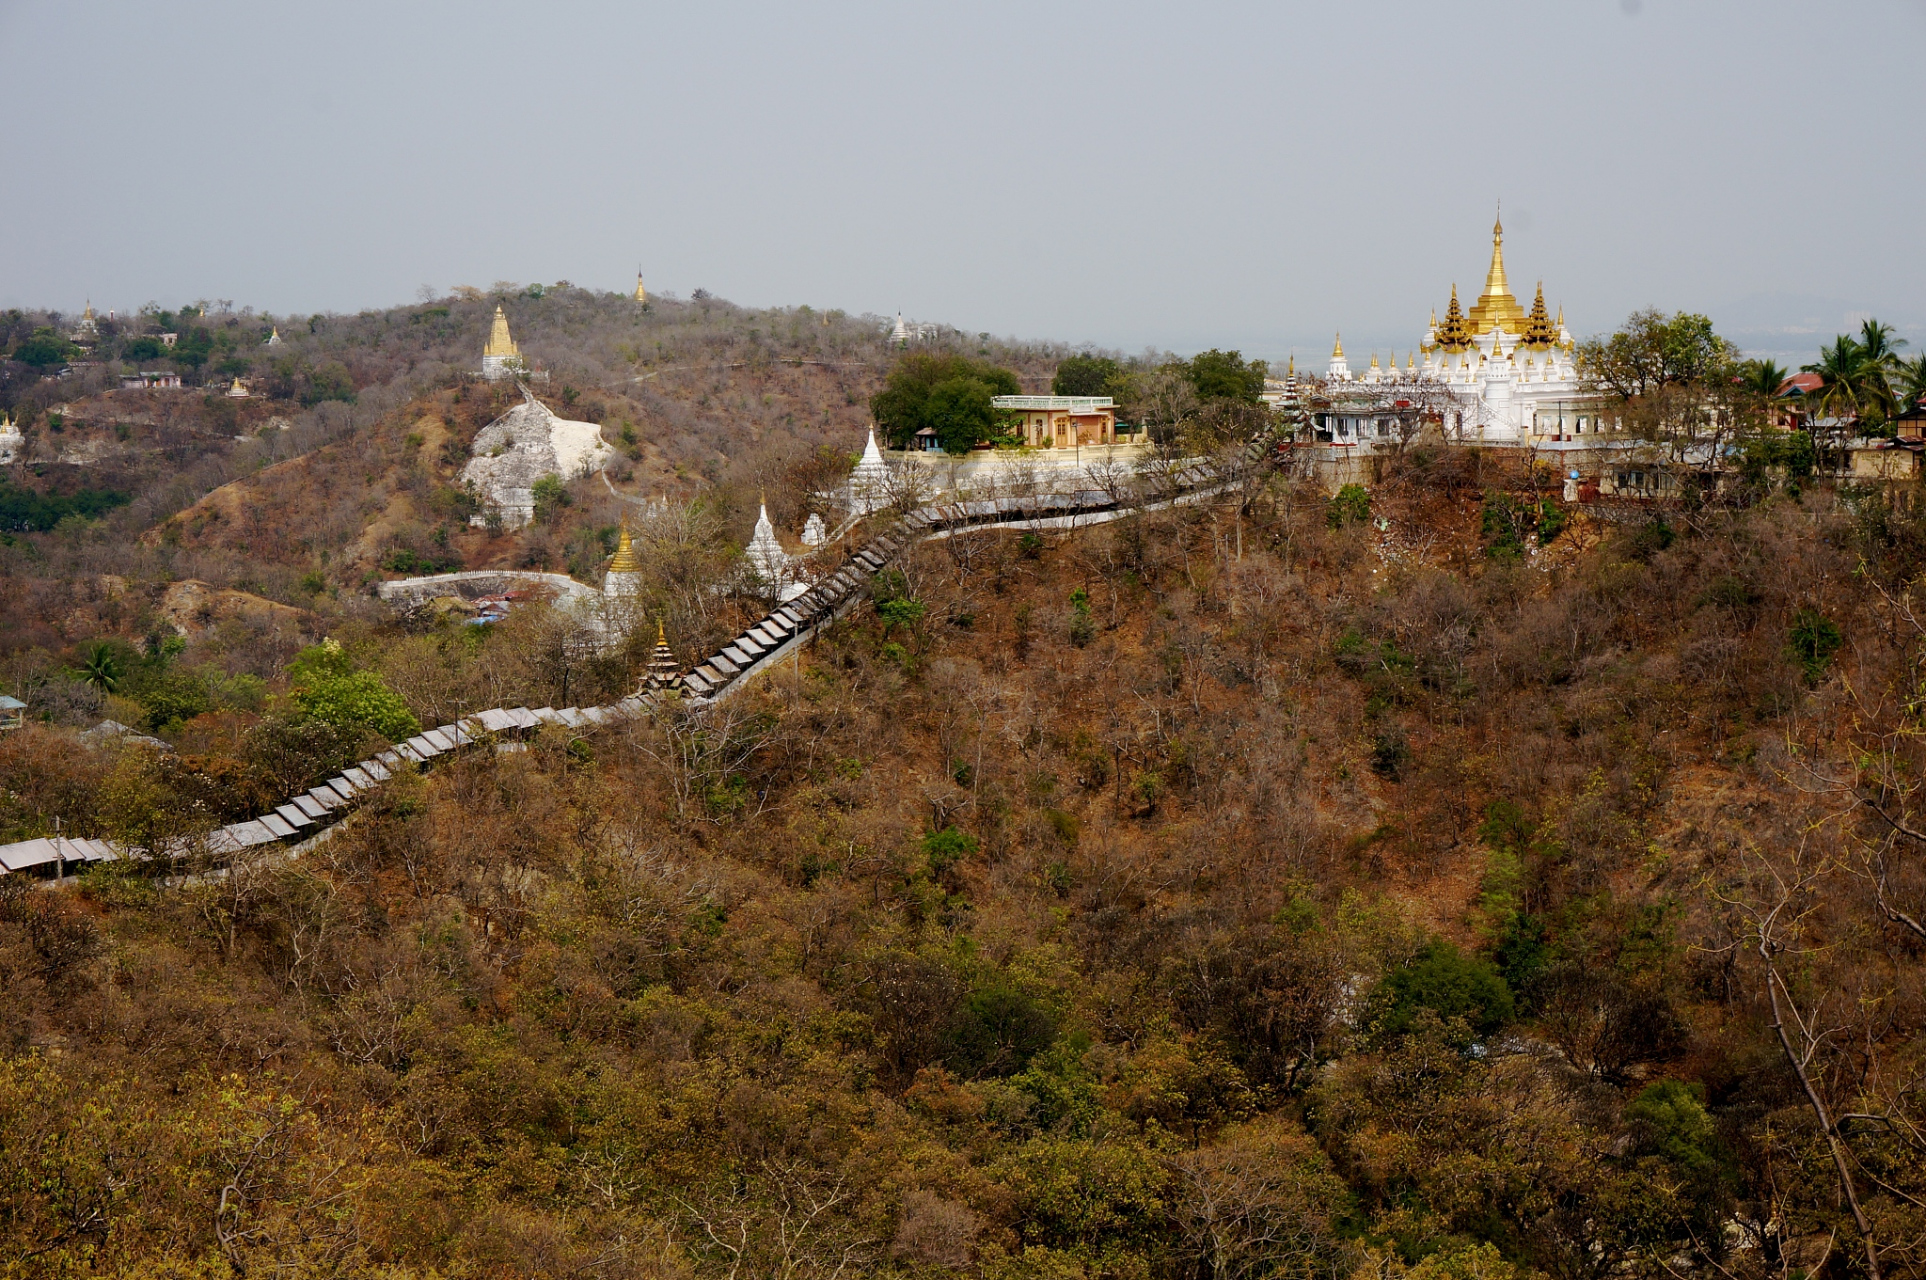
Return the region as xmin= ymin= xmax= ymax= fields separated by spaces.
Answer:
xmin=3 ymin=442 xmax=1924 ymax=1279
xmin=1 ymin=288 xmax=1076 ymax=660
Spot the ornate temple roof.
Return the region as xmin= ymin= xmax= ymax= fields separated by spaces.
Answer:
xmin=1465 ymin=214 xmax=1526 ymax=336
xmin=1521 ymin=283 xmax=1558 ymax=348
xmin=1435 ymin=285 xmax=1471 ymax=351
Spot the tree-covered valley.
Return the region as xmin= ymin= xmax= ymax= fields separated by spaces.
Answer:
xmin=1 ymin=290 xmax=1924 ymax=1280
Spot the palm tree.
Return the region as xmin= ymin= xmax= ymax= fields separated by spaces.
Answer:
xmin=1739 ymin=358 xmax=1790 ymax=398
xmin=1897 ymin=352 xmax=1926 ymax=414
xmin=79 ymin=642 xmax=122 ymax=694
xmin=1803 ymin=334 xmax=1872 ymax=423
xmin=1856 ymin=318 xmax=1909 ymax=419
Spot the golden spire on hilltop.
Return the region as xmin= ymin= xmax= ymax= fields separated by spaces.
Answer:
xmin=608 ymin=516 xmax=641 ymax=574
xmin=1467 ymin=206 xmax=1525 ymax=336
xmin=634 ymin=268 xmax=647 ymax=304
xmin=1332 ymin=332 xmax=1345 ymax=359
xmin=484 ymin=305 xmax=520 ymax=359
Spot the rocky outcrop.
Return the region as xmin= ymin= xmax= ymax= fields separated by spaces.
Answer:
xmin=459 ymin=391 xmax=614 ymax=527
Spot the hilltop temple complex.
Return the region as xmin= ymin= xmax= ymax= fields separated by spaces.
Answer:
xmin=1321 ymin=214 xmax=1607 ymax=445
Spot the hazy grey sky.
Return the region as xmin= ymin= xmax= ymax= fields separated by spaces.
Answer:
xmin=4 ymin=0 xmax=1921 ymax=363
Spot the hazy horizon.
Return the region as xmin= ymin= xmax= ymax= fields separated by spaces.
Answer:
xmin=4 ymin=0 xmax=1921 ymax=366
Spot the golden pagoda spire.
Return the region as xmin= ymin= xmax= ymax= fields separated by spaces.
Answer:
xmin=1485 ymin=209 xmax=1509 ymax=298
xmin=1369 ymin=351 xmax=1379 ymax=370
xmin=608 ymin=515 xmax=641 ymax=574
xmin=657 ymin=616 xmax=666 ymax=645
xmin=484 ymin=305 xmax=520 ymax=359
xmin=1466 ymin=206 xmax=1525 ymax=336
xmin=1332 ymin=332 xmax=1344 ymax=359
xmin=634 ymin=269 xmax=647 ymax=304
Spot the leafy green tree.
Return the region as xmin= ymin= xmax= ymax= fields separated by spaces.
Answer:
xmin=1580 ymin=309 xmax=1730 ymax=397
xmin=12 ymin=327 xmax=76 ymax=369
xmin=1052 ymin=354 xmax=1122 ymax=398
xmin=530 ymin=474 xmax=571 ymax=524
xmin=170 ymin=327 xmax=214 ymax=371
xmin=870 ymin=352 xmax=1020 ymax=448
xmin=924 ymin=376 xmax=1001 ymax=454
xmin=1369 ymin=941 xmax=1515 ymax=1039
xmin=135 ymin=665 xmax=213 ymax=731
xmin=1786 ymin=607 xmax=1843 ymax=683
xmin=287 ymin=639 xmax=420 ymax=742
xmin=298 ymin=361 xmax=356 ymax=407
xmin=1579 ymin=309 xmax=1745 ymax=459
xmin=1327 ymin=483 xmax=1370 ymax=529
xmin=1185 ymin=349 xmax=1267 ymax=404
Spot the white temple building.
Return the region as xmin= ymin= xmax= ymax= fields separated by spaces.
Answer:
xmin=849 ymin=428 xmax=891 ymax=516
xmin=0 ymin=415 xmax=23 ymax=465
xmin=1321 ymin=213 xmax=1605 ymax=444
xmin=744 ymin=499 xmax=801 ymax=599
xmin=801 ymin=513 xmax=827 ymax=547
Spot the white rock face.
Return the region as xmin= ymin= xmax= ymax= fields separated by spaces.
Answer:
xmin=460 ymin=392 xmax=615 ymax=527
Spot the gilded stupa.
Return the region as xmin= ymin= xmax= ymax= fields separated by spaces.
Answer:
xmin=1465 ymin=212 xmax=1527 ymax=336
xmin=634 ymin=270 xmax=647 ymax=305
xmin=481 ymin=305 xmax=522 ymax=380
xmin=604 ymin=516 xmax=643 ymax=601
xmin=645 ymin=618 xmax=680 ymax=690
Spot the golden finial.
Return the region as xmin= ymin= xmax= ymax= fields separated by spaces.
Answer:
xmin=1287 ymin=354 xmax=1294 ymax=376
xmin=634 ymin=269 xmax=647 ymax=304
xmin=657 ymin=616 xmax=666 ymax=644
xmin=1369 ymin=351 xmax=1379 ymax=370
xmin=1332 ymin=332 xmax=1344 ymax=359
